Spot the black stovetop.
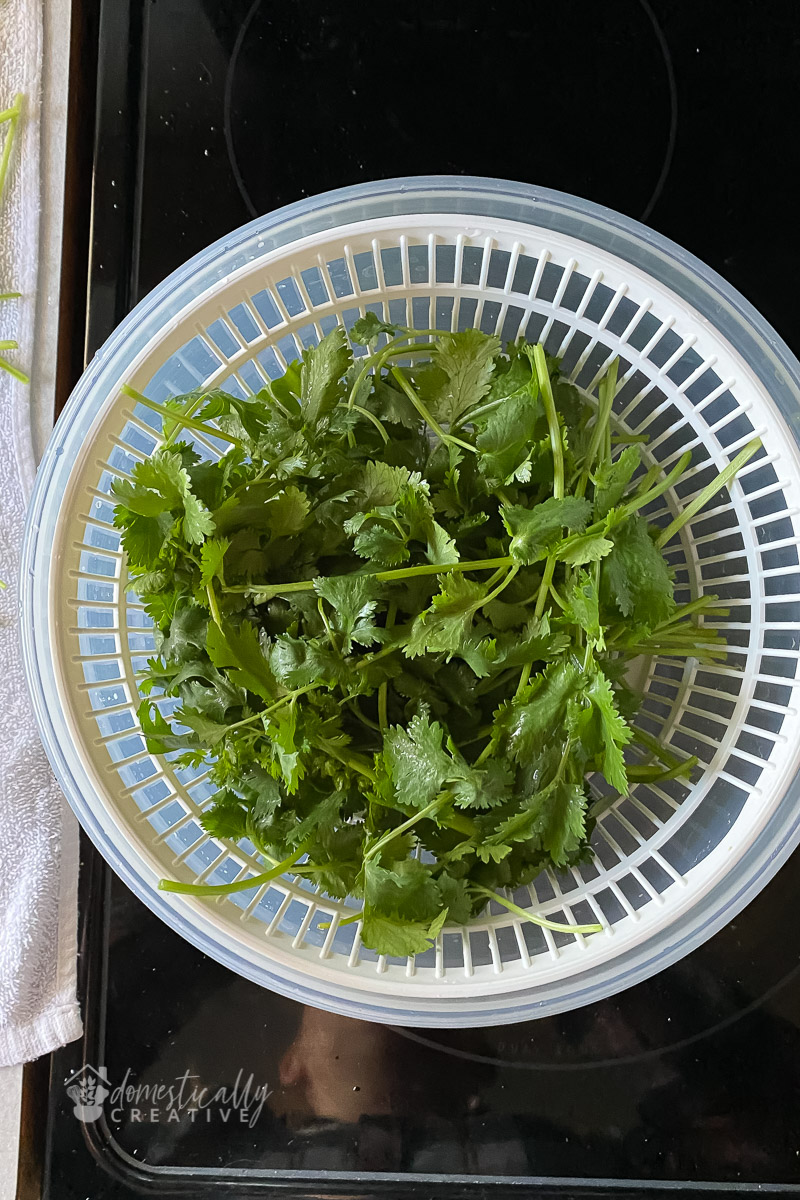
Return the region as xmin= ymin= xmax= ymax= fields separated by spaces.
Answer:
xmin=44 ymin=2 xmax=800 ymax=1196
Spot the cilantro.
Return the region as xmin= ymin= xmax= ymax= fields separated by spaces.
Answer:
xmin=424 ymin=329 xmax=500 ymax=426
xmin=604 ymin=515 xmax=675 ymax=629
xmin=502 ymin=496 xmax=592 ymax=564
xmin=350 ymin=313 xmax=402 ymax=345
xmin=112 ymin=323 xmax=755 ymax=956
xmin=299 ymin=325 xmax=352 ymax=429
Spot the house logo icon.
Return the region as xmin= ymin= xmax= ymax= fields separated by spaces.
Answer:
xmin=65 ymin=1065 xmax=110 ymax=1122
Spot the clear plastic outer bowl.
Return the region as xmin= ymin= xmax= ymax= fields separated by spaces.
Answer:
xmin=20 ymin=176 xmax=800 ymax=1027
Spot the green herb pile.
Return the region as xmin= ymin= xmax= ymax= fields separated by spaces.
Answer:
xmin=113 ymin=317 xmax=759 ymax=956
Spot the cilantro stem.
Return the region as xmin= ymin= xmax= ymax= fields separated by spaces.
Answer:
xmin=651 ymin=594 xmax=720 ymax=630
xmin=121 ymin=384 xmax=246 ymax=450
xmin=456 ymin=724 xmax=493 ymax=748
xmin=221 ymin=710 xmax=269 ymax=735
xmin=533 ymin=559 xmax=557 ymax=621
xmin=533 ymin=344 xmax=564 ymax=499
xmin=576 ymin=358 xmax=618 ymax=498
xmin=0 ymin=94 xmax=22 ymax=201
xmin=346 ymin=338 xmax=435 ymax=412
xmin=365 ymin=794 xmax=451 ymax=861
xmin=318 ymin=910 xmax=363 ymax=930
xmin=158 ymin=839 xmax=311 ymax=896
xmin=630 ymin=725 xmax=683 ymax=768
xmin=354 ymin=640 xmax=403 ymax=671
xmin=263 ymin=684 xmax=320 ymax=716
xmin=378 ymin=602 xmax=396 ymax=731
xmin=623 ymin=643 xmax=728 ymax=658
xmin=553 ymin=450 xmax=695 ymax=566
xmin=368 ymin=787 xmax=477 ymax=837
xmin=473 ymin=739 xmax=495 ymax=768
xmin=232 ymin=554 xmax=515 ymax=601
xmin=655 ymin=438 xmax=761 ymax=548
xmin=515 ymin=662 xmax=532 ymax=696
xmin=548 ymin=581 xmax=566 ymax=610
xmin=0 ymin=291 xmax=21 ymax=300
xmin=527 ymin=343 xmax=563 ymax=645
xmin=451 ymin=396 xmax=505 ymax=430
xmin=317 ymin=598 xmax=340 ymax=657
xmin=205 ymin=583 xmax=223 ymax=629
xmin=472 ymin=886 xmax=603 ymax=935
xmin=0 ymin=356 xmax=28 ymax=383
xmin=316 ymin=739 xmax=376 ymax=781
xmin=347 ymin=699 xmax=382 ymax=733
xmin=163 ymin=393 xmax=207 ymax=447
xmin=390 ymin=367 xmax=478 ymax=454
xmin=474 ymin=667 xmax=518 ymax=697
xmin=351 ymin=402 xmax=389 ymax=443
xmin=627 ymin=757 xmax=698 ymax=783
xmin=625 ymin=451 xmax=692 ymax=515
xmin=481 ymin=565 xmax=519 ymax=607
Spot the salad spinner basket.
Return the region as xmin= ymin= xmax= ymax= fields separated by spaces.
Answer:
xmin=22 ymin=177 xmax=800 ymax=1027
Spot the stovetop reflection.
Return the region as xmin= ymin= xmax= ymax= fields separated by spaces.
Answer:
xmin=95 ymin=859 xmax=800 ymax=1183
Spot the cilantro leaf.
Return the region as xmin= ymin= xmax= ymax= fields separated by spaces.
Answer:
xmin=313 ymin=574 xmax=384 ymax=652
xmin=426 ymin=329 xmax=500 ymax=426
xmin=360 ymin=912 xmax=442 ymax=957
xmin=266 ymin=487 xmax=311 ymax=537
xmin=476 ymin=391 xmax=541 ymax=488
xmin=269 ymin=634 xmax=350 ymax=689
xmin=207 ymin=620 xmax=278 ymax=702
xmin=363 ymin=857 xmax=439 ymax=923
xmin=383 ymin=714 xmax=453 ymax=809
xmin=160 ymin=604 xmax=208 ymax=663
xmin=497 ymin=659 xmax=583 ymax=762
xmin=352 ymin=523 xmax=410 ymax=566
xmin=604 ymin=515 xmax=675 ymax=628
xmin=558 ymin=533 xmax=614 ymax=565
xmin=525 ymin=780 xmax=587 ymax=867
xmin=350 ymin=313 xmax=401 ymax=345
xmin=116 ymin=511 xmax=174 ymax=568
xmin=199 ymin=791 xmax=249 ymax=841
xmin=113 ymin=448 xmax=214 ymax=545
xmin=200 ymin=538 xmax=229 ymax=586
xmin=426 ymin=520 xmax=459 ymax=565
xmin=299 ymin=326 xmax=352 ymax=428
xmin=585 ymin=670 xmax=632 ymax=793
xmin=266 ymin=703 xmax=305 ymax=793
xmin=563 ymin=571 xmax=605 ymax=651
xmin=503 ymin=496 xmax=592 ymax=564
xmin=404 ymin=573 xmax=485 ymax=658
xmin=594 ymin=444 xmax=640 ymax=519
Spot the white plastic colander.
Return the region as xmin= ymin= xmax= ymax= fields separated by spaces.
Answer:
xmin=22 ymin=177 xmax=800 ymax=1027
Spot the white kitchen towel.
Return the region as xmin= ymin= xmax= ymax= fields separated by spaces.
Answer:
xmin=0 ymin=0 xmax=82 ymax=1065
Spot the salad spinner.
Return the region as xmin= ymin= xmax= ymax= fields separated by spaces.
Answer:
xmin=21 ymin=177 xmax=800 ymax=1026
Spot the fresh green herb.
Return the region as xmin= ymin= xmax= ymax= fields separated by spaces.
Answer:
xmin=0 ymin=93 xmax=27 ymax=384
xmin=113 ymin=322 xmax=760 ymax=955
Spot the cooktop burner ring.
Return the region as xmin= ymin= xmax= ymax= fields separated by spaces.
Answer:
xmin=222 ymin=0 xmax=678 ymax=224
